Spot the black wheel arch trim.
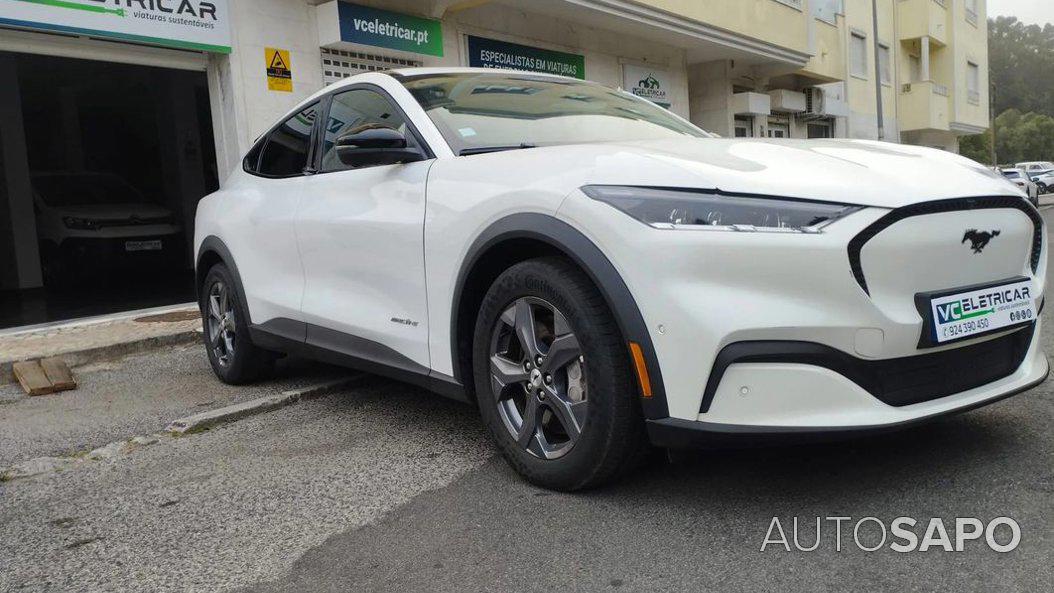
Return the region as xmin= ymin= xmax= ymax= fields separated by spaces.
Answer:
xmin=196 ymin=236 xmax=257 ymax=329
xmin=451 ymin=212 xmax=669 ymax=419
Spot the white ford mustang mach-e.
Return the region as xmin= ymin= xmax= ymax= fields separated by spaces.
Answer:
xmin=195 ymin=68 xmax=1048 ymax=490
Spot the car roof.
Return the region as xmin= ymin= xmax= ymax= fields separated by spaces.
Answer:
xmin=387 ymin=66 xmax=579 ymax=82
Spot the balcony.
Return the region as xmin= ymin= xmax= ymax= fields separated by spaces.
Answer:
xmin=801 ymin=11 xmax=846 ymax=83
xmin=898 ymin=81 xmax=950 ymax=132
xmin=898 ymin=0 xmax=948 ymax=46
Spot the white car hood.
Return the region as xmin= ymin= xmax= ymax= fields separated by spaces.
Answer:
xmin=582 ymin=138 xmax=1023 ymax=209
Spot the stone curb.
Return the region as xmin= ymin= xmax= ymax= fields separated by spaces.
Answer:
xmin=0 ymin=329 xmax=203 ymax=385
xmin=165 ymin=376 xmax=362 ymax=435
xmin=1 ymin=377 xmax=362 ymax=482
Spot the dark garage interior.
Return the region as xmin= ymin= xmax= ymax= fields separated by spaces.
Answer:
xmin=0 ymin=52 xmax=217 ymax=329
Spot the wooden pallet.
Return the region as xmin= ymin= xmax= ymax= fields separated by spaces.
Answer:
xmin=12 ymin=357 xmax=77 ymax=396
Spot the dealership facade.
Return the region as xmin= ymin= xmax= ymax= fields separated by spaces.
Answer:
xmin=0 ymin=0 xmax=990 ymax=324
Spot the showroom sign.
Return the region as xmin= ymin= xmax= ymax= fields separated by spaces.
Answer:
xmin=0 ymin=0 xmax=232 ymax=53
xmin=334 ymin=1 xmax=443 ymax=57
xmin=623 ymin=64 xmax=671 ymax=109
xmin=467 ymin=35 xmax=585 ymax=79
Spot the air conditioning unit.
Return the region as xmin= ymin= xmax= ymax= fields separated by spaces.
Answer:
xmin=731 ymin=92 xmax=771 ymax=116
xmin=804 ymin=87 xmax=824 ymax=114
xmin=803 ymin=87 xmax=849 ymax=117
xmin=768 ymin=89 xmax=807 ymax=113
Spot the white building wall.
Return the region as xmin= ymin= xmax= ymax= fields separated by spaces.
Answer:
xmin=210 ymin=0 xmax=325 ymax=177
xmin=209 ymin=0 xmax=691 ymax=175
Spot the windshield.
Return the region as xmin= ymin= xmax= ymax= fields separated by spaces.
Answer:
xmin=33 ymin=174 xmax=145 ymax=207
xmin=1002 ymin=170 xmax=1022 ymax=179
xmin=399 ymin=72 xmax=708 ymax=155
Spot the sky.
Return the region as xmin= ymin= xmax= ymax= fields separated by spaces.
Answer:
xmin=986 ymin=0 xmax=1052 ymax=26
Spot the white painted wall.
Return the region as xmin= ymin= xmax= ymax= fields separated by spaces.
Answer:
xmin=209 ymin=0 xmax=692 ymax=176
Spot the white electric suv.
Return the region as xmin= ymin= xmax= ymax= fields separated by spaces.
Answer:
xmin=195 ymin=68 xmax=1048 ymax=490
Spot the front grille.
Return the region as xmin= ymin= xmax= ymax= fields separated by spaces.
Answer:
xmin=847 ymin=196 xmax=1043 ymax=295
xmin=866 ymin=325 xmax=1033 ymax=406
xmin=699 ymin=326 xmax=1034 ymax=412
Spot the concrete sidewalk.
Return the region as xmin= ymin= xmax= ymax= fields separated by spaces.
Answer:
xmin=0 ymin=304 xmax=202 ymax=384
xmin=0 ymin=342 xmax=352 ymax=468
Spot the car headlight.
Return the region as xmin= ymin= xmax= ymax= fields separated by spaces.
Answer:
xmin=582 ymin=185 xmax=861 ymax=233
xmin=63 ymin=216 xmax=99 ymax=230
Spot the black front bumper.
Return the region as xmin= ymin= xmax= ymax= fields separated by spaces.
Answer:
xmin=58 ymin=234 xmax=186 ymax=268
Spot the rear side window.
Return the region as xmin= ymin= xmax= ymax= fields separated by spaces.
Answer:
xmin=256 ymin=103 xmax=320 ymax=177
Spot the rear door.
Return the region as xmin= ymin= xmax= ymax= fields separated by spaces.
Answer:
xmin=295 ymin=86 xmax=433 ymax=371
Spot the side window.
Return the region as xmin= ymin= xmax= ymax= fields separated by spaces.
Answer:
xmin=319 ymin=89 xmax=417 ymax=173
xmin=257 ymin=103 xmax=320 ymax=177
xmin=243 ymin=139 xmax=264 ymax=173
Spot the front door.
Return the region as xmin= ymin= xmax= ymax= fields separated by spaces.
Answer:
xmin=296 ymin=87 xmax=432 ymax=371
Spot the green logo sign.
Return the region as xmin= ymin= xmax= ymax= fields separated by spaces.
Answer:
xmin=336 ymin=1 xmax=443 ymax=57
xmin=623 ymin=64 xmax=671 ymax=108
xmin=2 ymin=0 xmax=231 ymax=53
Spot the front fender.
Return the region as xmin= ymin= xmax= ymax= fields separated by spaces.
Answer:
xmin=451 ymin=213 xmax=669 ymax=419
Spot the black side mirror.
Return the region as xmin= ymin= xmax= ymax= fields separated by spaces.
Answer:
xmin=335 ymin=127 xmax=424 ymax=168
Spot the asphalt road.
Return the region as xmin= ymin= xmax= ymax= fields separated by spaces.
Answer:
xmin=2 ymin=211 xmax=1054 ymax=593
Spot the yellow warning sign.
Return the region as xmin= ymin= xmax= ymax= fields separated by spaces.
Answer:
xmin=266 ymin=47 xmax=292 ymax=92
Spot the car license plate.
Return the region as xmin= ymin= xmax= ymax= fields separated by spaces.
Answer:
xmin=125 ymin=240 xmax=162 ymax=252
xmin=926 ymin=279 xmax=1036 ymax=344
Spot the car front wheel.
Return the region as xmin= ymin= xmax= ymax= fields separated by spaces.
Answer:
xmin=200 ymin=263 xmax=273 ymax=384
xmin=472 ymin=257 xmax=648 ymax=491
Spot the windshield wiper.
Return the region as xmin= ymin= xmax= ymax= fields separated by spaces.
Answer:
xmin=459 ymin=142 xmax=537 ymax=156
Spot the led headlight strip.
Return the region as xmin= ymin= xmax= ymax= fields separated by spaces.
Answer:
xmin=582 ymin=185 xmax=861 ymax=234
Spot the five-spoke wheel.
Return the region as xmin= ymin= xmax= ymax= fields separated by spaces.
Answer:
xmin=489 ymin=297 xmax=587 ymax=459
xmin=206 ymin=280 xmax=236 ymax=367
xmin=200 ymin=263 xmax=273 ymax=384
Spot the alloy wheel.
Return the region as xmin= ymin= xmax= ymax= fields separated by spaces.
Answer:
xmin=489 ymin=297 xmax=587 ymax=459
xmin=206 ymin=281 xmax=237 ymax=367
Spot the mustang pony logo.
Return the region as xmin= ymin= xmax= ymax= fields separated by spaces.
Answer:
xmin=962 ymin=229 xmax=1001 ymax=254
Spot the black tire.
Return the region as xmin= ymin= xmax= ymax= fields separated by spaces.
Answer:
xmin=199 ymin=263 xmax=273 ymax=384
xmin=1038 ymin=183 xmax=1048 ymax=195
xmin=472 ymin=257 xmax=649 ymax=491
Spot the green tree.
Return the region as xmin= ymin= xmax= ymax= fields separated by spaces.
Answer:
xmin=959 ymin=129 xmax=991 ymax=164
xmin=989 ymin=16 xmax=1054 ymax=117
xmin=962 ymin=109 xmax=1054 ymax=166
xmin=960 ymin=16 xmax=1054 ymax=164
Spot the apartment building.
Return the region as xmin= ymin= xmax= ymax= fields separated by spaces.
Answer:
xmin=0 ymin=0 xmax=989 ymax=321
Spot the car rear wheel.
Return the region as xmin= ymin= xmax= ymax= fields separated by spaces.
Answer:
xmin=472 ymin=257 xmax=648 ymax=491
xmin=200 ymin=263 xmax=273 ymax=384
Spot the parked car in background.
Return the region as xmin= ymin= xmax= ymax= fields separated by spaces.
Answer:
xmin=1028 ymin=170 xmax=1054 ymax=195
xmin=999 ymin=168 xmax=1040 ymax=205
xmin=32 ymin=171 xmax=184 ymax=287
xmin=1015 ymin=161 xmax=1054 ymax=175
xmin=1016 ymin=161 xmax=1054 ymax=194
